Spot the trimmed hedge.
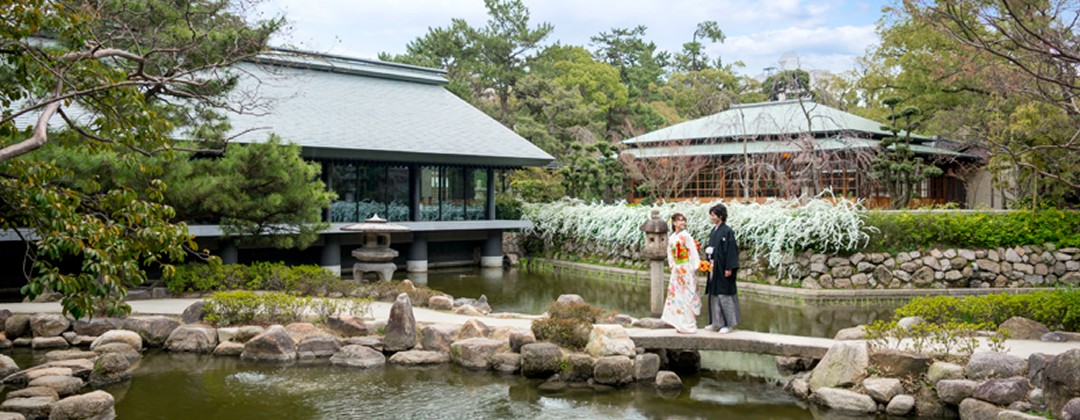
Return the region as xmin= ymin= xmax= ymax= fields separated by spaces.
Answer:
xmin=863 ymin=210 xmax=1080 ymax=253
xmin=202 ymin=290 xmax=371 ymax=326
xmin=893 ymin=289 xmax=1080 ymax=332
xmin=165 ymin=262 xmax=352 ymax=296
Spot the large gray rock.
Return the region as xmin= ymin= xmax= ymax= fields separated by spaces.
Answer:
xmin=655 ymin=370 xmax=682 ymax=391
xmin=234 ymin=326 xmax=265 ymax=343
xmin=164 ymin=325 xmax=218 ymax=353
xmin=296 ymin=334 xmax=342 ymax=359
xmin=508 ymin=329 xmax=536 ymax=353
xmin=457 ymin=319 xmax=490 ymax=340
xmin=71 ymin=319 xmax=116 ymax=337
xmin=520 ymin=343 xmax=562 ymax=378
xmin=44 ymin=350 xmax=96 ymax=363
xmin=870 ymin=349 xmax=932 ymax=378
xmin=240 ymin=325 xmax=296 ymax=363
xmin=490 ymin=353 xmax=521 ymax=374
xmin=807 ymin=341 xmax=868 ymax=391
xmin=1063 ymin=398 xmax=1080 ymax=420
xmin=9 ymin=386 xmax=59 ymax=400
xmin=27 ymin=375 xmax=83 ymax=397
xmin=180 ymin=301 xmax=207 ymax=325
xmin=0 ymin=354 xmax=19 ymax=378
xmin=927 ymin=361 xmax=965 ymax=385
xmin=564 ymin=353 xmax=595 ymax=382
xmin=48 ymin=390 xmax=115 ymax=420
xmin=91 ymin=343 xmax=141 ymax=365
xmin=427 ymin=295 xmax=453 ymax=310
xmin=633 ymin=353 xmax=661 ymax=381
xmin=3 ymin=367 xmax=73 ymax=388
xmin=937 ymin=379 xmax=979 ymax=405
xmin=46 ymin=360 xmax=94 ymax=381
xmin=833 ymin=325 xmax=866 ymax=340
xmin=325 ymin=315 xmax=368 ymax=337
xmin=30 ymin=314 xmax=70 ymax=338
xmin=810 ymin=387 xmax=877 ymax=414
xmin=999 ymin=317 xmax=1050 ymax=340
xmin=592 ymin=356 xmax=633 ymax=386
xmin=89 ymin=353 xmax=132 ymax=387
xmin=31 ymin=337 xmax=69 ymax=350
xmin=973 ymin=377 xmax=1031 ymax=406
xmin=886 ymin=394 xmax=915 ymax=416
xmin=916 ymin=386 xmax=955 ymax=418
xmin=383 ymin=293 xmax=417 ymax=352
xmin=329 ymin=344 xmax=386 ymax=369
xmin=959 ymin=397 xmax=1003 ymax=419
xmin=1 ymin=396 xmax=54 ymax=419
xmin=555 ymin=294 xmax=586 ymax=306
xmin=862 ymin=377 xmax=903 ymax=403
xmin=449 ymin=338 xmax=505 ymax=370
xmin=6 ymin=314 xmax=31 ymax=339
xmin=418 ymin=324 xmax=458 ymax=353
xmin=388 ymin=350 xmax=449 ymax=366
xmin=1046 ymin=349 xmax=1080 ymax=418
xmin=213 ymin=341 xmax=245 ymax=357
xmin=965 ymin=351 xmax=1027 ymax=379
xmin=121 ymin=316 xmax=180 ymax=347
xmin=584 ymin=325 xmax=634 ymax=358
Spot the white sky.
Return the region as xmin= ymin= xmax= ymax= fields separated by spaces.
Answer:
xmin=254 ymin=0 xmax=886 ymax=77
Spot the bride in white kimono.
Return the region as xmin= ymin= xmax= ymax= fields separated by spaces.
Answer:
xmin=661 ymin=213 xmax=702 ymax=333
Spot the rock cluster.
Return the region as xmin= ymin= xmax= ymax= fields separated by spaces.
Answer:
xmin=788 ymin=319 xmax=1080 ymax=419
xmin=1 ymin=294 xmax=692 ymax=418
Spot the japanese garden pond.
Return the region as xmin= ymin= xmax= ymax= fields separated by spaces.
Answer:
xmin=4 ymin=267 xmax=903 ymax=419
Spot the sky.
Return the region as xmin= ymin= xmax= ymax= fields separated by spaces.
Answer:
xmin=253 ymin=0 xmax=888 ymax=78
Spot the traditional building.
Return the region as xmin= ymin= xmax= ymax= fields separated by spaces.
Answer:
xmin=2 ymin=48 xmax=555 ymax=280
xmin=621 ymin=100 xmax=987 ymax=208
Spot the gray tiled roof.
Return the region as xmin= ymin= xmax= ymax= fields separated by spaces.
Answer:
xmin=228 ymin=50 xmax=554 ymax=167
xmin=623 ymin=136 xmax=975 ymax=159
xmin=622 ymin=100 xmax=933 ymax=145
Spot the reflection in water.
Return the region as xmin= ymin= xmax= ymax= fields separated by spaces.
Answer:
xmin=103 ymin=352 xmax=818 ymax=419
xmin=417 ymin=267 xmax=900 ymax=338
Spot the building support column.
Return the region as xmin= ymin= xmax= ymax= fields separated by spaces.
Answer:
xmin=409 ymin=165 xmax=421 ymax=221
xmin=486 ymin=168 xmax=496 ymax=220
xmin=406 ymin=233 xmax=428 ymax=273
xmin=220 ymin=240 xmax=238 ymax=265
xmin=480 ymin=230 xmax=503 ymax=268
xmin=320 ymin=235 xmax=341 ymax=275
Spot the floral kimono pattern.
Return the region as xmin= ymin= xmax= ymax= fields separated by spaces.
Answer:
xmin=661 ymin=229 xmax=702 ymax=333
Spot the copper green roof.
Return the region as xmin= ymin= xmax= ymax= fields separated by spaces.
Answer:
xmin=623 ymin=137 xmax=975 ymax=159
xmin=227 ymin=49 xmax=554 ymax=167
xmin=622 ymin=100 xmax=933 ymax=145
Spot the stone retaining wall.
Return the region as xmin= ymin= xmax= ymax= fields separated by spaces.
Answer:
xmin=515 ymin=233 xmax=1080 ymax=290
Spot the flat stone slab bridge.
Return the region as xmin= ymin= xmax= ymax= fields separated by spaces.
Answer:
xmin=626 ymin=328 xmax=835 ymax=359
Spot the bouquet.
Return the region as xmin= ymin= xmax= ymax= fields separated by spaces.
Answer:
xmin=697 ymin=260 xmax=712 ymax=273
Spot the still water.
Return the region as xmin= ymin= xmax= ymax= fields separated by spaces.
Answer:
xmin=5 ymin=268 xmax=902 ymax=419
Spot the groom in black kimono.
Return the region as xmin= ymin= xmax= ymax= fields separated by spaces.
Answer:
xmin=704 ymin=203 xmax=740 ymax=333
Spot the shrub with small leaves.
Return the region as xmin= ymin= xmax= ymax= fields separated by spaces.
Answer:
xmin=865 ymin=320 xmax=1009 ymax=362
xmin=531 ymin=301 xmax=612 ymax=350
xmin=895 ymin=289 xmax=1080 ymax=332
xmin=202 ymin=291 xmax=371 ymax=327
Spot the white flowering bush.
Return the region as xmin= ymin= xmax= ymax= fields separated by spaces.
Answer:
xmin=521 ymin=190 xmax=873 ymax=275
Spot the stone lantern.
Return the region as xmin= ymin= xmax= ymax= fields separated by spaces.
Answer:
xmin=639 ymin=209 xmax=669 ymax=315
xmin=341 ymin=215 xmax=410 ymax=281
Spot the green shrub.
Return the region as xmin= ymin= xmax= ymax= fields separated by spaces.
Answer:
xmin=863 ymin=210 xmax=1080 ymax=252
xmin=164 ymin=262 xmax=355 ymax=296
xmin=894 ymin=289 xmax=1080 ymax=332
xmin=495 ymin=196 xmax=523 ymax=220
xmin=865 ymin=319 xmax=1009 ymax=362
xmin=202 ymin=290 xmax=371 ymax=326
xmin=351 ymin=281 xmax=441 ymax=307
xmin=531 ymin=301 xmax=612 ymax=350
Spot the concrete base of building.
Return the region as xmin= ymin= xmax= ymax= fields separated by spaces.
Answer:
xmin=480 ymin=256 xmax=503 ymax=268
xmin=406 ymin=260 xmax=428 ymax=273
xmin=322 ymin=265 xmax=342 ymax=276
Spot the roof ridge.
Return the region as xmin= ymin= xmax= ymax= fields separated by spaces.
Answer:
xmin=731 ymin=99 xmax=818 ymax=109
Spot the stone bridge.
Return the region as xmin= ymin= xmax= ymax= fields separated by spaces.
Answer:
xmin=626 ymin=329 xmax=836 ymax=359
